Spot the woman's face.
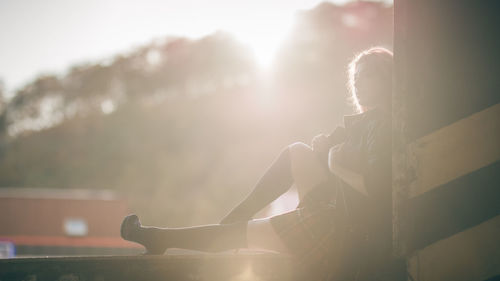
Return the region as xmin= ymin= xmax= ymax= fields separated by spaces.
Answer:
xmin=355 ymin=63 xmax=390 ymax=109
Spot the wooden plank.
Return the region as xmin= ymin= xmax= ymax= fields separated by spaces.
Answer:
xmin=407 ymin=215 xmax=500 ymax=281
xmin=405 ymin=160 xmax=500 ymax=252
xmin=408 ymin=103 xmax=500 ymax=198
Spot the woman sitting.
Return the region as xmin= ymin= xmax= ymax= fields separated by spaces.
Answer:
xmin=121 ymin=47 xmax=393 ymax=280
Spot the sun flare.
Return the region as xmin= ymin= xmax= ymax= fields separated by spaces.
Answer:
xmin=229 ymin=17 xmax=292 ymax=70
xmin=245 ymin=33 xmax=283 ymax=70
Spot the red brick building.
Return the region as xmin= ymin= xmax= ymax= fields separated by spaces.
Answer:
xmin=0 ymin=188 xmax=140 ymax=257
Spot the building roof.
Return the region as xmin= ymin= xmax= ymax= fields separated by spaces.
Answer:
xmin=0 ymin=187 xmax=120 ymax=201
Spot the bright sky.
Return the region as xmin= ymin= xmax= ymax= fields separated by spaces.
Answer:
xmin=0 ymin=0 xmax=380 ymax=97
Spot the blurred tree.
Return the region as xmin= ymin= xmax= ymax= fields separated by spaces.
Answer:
xmin=2 ymin=32 xmax=256 ymax=138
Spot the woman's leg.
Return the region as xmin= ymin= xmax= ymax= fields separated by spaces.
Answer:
xmin=220 ymin=147 xmax=294 ymax=224
xmin=121 ymin=214 xmax=288 ymax=254
xmin=221 ymin=142 xmax=330 ymax=223
xmin=288 ymin=142 xmax=330 ymax=201
xmin=121 ymin=143 xmax=329 ymax=254
xmin=121 ymin=215 xmax=247 ymax=254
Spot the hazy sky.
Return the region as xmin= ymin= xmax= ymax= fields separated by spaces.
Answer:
xmin=0 ymin=0 xmax=385 ymax=96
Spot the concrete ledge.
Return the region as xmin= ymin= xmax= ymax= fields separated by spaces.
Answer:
xmin=0 ymin=254 xmax=295 ymax=281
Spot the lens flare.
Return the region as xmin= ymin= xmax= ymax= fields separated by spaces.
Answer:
xmin=229 ymin=16 xmax=293 ymax=70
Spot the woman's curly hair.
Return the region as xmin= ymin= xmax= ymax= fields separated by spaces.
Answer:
xmin=347 ymin=47 xmax=393 ymax=113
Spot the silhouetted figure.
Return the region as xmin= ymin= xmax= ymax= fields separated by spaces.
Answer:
xmin=121 ymin=47 xmax=393 ymax=280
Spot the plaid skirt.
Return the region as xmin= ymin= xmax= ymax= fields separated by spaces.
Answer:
xmin=270 ymin=203 xmax=348 ymax=281
xmin=269 ymin=177 xmax=358 ymax=281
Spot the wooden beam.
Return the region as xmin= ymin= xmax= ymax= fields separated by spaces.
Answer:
xmin=408 ymin=103 xmax=500 ymax=198
xmin=407 ymin=215 xmax=500 ymax=281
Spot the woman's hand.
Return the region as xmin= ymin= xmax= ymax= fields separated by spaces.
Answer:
xmin=312 ymin=126 xmax=347 ymax=154
xmin=311 ymin=134 xmax=330 ymax=155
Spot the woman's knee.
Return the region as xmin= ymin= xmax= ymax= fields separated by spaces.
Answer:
xmin=288 ymin=142 xmax=322 ymax=173
xmin=288 ymin=142 xmax=313 ymax=159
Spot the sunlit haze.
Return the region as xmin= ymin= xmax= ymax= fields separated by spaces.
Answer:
xmin=0 ymin=0 xmax=369 ymax=96
xmin=0 ymin=0 xmax=397 ymax=255
xmin=1 ymin=0 xmax=496 ymax=269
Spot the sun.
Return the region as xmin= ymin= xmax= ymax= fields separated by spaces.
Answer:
xmin=228 ymin=18 xmax=292 ymax=71
xmin=244 ymin=33 xmax=283 ymax=70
